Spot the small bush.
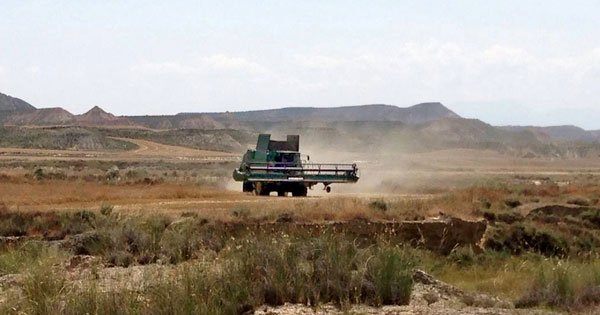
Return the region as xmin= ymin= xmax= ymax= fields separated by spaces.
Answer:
xmin=105 ymin=166 xmax=120 ymax=181
xmin=33 ymin=167 xmax=45 ymax=180
xmin=369 ymin=200 xmax=388 ymax=212
xmin=368 ymin=248 xmax=414 ymax=305
xmin=516 ymin=266 xmax=574 ymax=308
xmin=100 ymin=204 xmax=113 ymax=216
xmin=504 ymin=199 xmax=522 ymax=208
xmin=483 ymin=211 xmax=496 ymax=222
xmin=497 ymin=212 xmax=524 ymax=224
xmin=579 ymin=209 xmax=600 ymax=228
xmin=479 ymin=200 xmax=492 ymax=209
xmin=449 ymin=246 xmax=476 ymax=267
xmin=108 ymin=250 xmax=134 ymax=267
xmin=230 ymin=206 xmax=250 ymax=219
xmin=484 ymin=224 xmax=568 ymax=257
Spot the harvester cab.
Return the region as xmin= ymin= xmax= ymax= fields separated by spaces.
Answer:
xmin=233 ymin=134 xmax=359 ymax=196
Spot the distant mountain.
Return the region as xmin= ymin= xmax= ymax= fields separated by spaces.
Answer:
xmin=127 ymin=112 xmax=250 ymax=130
xmin=256 ymin=118 xmax=600 ymax=158
xmin=3 ymin=105 xmax=139 ymax=128
xmin=5 ymin=107 xmax=74 ymax=126
xmin=74 ymin=106 xmax=137 ymax=127
xmin=500 ymin=125 xmax=600 ymax=142
xmin=228 ymin=102 xmax=460 ymax=123
xmin=0 ymin=92 xmax=36 ymax=112
xmin=127 ymin=113 xmax=225 ymax=130
xmin=126 ymin=103 xmax=459 ymax=130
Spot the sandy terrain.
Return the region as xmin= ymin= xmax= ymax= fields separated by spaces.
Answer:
xmin=0 ymin=137 xmax=238 ymax=162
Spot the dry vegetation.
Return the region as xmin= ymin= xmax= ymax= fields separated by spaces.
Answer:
xmin=2 ymin=148 xmax=600 ymax=313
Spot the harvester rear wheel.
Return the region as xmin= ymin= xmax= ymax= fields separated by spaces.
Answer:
xmin=292 ymin=185 xmax=308 ymax=197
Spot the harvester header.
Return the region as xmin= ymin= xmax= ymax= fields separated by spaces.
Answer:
xmin=233 ymin=134 xmax=359 ymax=196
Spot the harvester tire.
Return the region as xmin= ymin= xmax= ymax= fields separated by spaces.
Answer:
xmin=292 ymin=185 xmax=308 ymax=197
xmin=243 ymin=181 xmax=254 ymax=192
xmin=277 ymin=190 xmax=286 ymax=197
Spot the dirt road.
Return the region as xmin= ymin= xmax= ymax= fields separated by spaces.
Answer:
xmin=0 ymin=138 xmax=239 ymax=162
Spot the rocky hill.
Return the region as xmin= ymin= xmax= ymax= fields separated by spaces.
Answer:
xmin=500 ymin=125 xmax=600 ymax=142
xmin=5 ymin=108 xmax=75 ymax=126
xmin=74 ymin=106 xmax=138 ymax=127
xmin=1 ymin=90 xmax=599 ymax=156
xmin=0 ymin=127 xmax=136 ymax=151
xmin=127 ymin=113 xmax=225 ymax=130
xmin=250 ymin=118 xmax=599 ymax=158
xmin=0 ymin=92 xmax=36 ymax=112
xmin=3 ymin=105 xmax=139 ymax=128
xmin=228 ymin=102 xmax=460 ymax=123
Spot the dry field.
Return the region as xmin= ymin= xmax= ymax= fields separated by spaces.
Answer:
xmin=2 ymin=141 xmax=600 ymax=314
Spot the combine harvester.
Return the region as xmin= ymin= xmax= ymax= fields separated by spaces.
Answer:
xmin=233 ymin=134 xmax=359 ymax=196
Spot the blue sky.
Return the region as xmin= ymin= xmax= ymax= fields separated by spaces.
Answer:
xmin=1 ymin=1 xmax=599 ymax=128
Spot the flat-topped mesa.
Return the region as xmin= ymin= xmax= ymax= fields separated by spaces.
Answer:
xmin=233 ymin=134 xmax=359 ymax=196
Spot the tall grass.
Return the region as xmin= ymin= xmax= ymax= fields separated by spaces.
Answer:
xmin=0 ymin=241 xmax=67 ymax=275
xmin=6 ymin=234 xmax=415 ymax=314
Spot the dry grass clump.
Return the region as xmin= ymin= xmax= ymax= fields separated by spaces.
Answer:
xmin=515 ymin=260 xmax=600 ymax=311
xmin=0 ymin=241 xmax=68 ymax=276
xmin=0 ymin=209 xmax=96 ymax=238
xmin=6 ymin=235 xmax=415 ymax=314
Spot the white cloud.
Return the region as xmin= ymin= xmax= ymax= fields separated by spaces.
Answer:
xmin=480 ymin=45 xmax=533 ymax=66
xmin=294 ymin=55 xmax=345 ymax=68
xmin=202 ymin=54 xmax=266 ymax=72
xmin=131 ymin=61 xmax=196 ymax=74
xmin=131 ymin=54 xmax=267 ymax=75
xmin=125 ymin=44 xmax=600 ymax=126
xmin=285 ymin=43 xmax=600 ymax=115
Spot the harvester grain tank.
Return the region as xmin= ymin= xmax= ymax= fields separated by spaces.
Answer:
xmin=233 ymin=134 xmax=359 ymax=196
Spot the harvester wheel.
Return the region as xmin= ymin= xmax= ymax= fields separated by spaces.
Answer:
xmin=292 ymin=185 xmax=308 ymax=197
xmin=277 ymin=190 xmax=286 ymax=197
xmin=243 ymin=181 xmax=254 ymax=192
xmin=255 ymin=183 xmax=270 ymax=196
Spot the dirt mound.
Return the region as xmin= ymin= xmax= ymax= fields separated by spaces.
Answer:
xmin=527 ymin=204 xmax=595 ymax=218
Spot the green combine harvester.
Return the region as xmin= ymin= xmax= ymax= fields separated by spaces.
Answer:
xmin=233 ymin=134 xmax=359 ymax=196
